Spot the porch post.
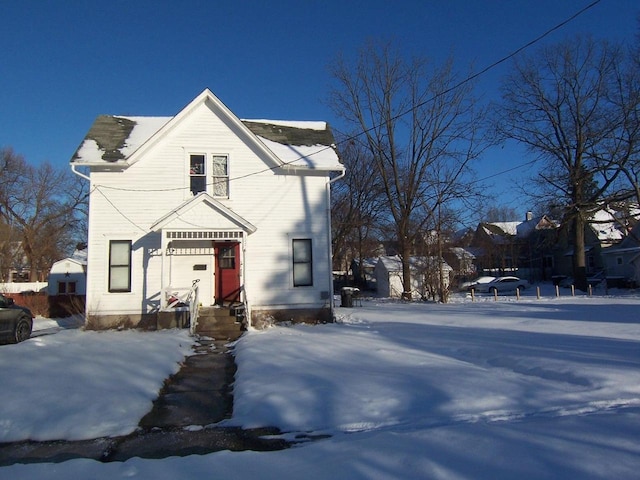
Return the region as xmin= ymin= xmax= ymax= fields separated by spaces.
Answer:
xmin=160 ymin=230 xmax=168 ymax=309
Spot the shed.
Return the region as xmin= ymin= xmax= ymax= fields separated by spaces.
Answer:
xmin=48 ymin=250 xmax=87 ymax=296
xmin=374 ymin=255 xmax=452 ymax=299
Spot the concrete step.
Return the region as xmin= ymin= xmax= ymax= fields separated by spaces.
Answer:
xmin=194 ymin=306 xmax=244 ymax=340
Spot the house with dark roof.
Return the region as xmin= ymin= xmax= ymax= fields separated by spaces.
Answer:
xmin=70 ymin=89 xmax=344 ymax=330
xmin=552 ymin=208 xmax=633 ymax=281
xmin=469 ymin=213 xmax=558 ymax=280
xmin=599 ymin=221 xmax=640 ymax=287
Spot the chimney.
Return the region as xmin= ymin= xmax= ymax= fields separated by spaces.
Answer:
xmin=526 ymin=211 xmax=533 ymax=221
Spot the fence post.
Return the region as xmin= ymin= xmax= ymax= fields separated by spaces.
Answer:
xmin=516 ymin=287 xmax=520 ymax=300
xmin=571 ymin=285 xmax=575 ymax=297
xmin=471 ymin=288 xmax=475 ymax=302
xmin=493 ymin=289 xmax=498 ymax=301
xmin=555 ymin=285 xmax=560 ymax=297
xmin=537 ymin=286 xmax=540 ymax=299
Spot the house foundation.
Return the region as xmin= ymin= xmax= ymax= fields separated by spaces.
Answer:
xmin=250 ymin=307 xmax=333 ymax=329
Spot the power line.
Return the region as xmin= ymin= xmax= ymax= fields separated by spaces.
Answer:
xmin=91 ymin=0 xmax=601 ymax=196
xmin=334 ymin=0 xmax=601 ymax=183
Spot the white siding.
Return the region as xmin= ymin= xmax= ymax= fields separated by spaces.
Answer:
xmin=84 ymin=100 xmax=334 ymax=322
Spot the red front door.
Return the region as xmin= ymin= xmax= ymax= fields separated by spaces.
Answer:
xmin=215 ymin=242 xmax=241 ymax=305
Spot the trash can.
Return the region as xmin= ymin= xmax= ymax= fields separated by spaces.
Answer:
xmin=551 ymin=275 xmax=567 ymax=286
xmin=341 ymin=287 xmax=354 ymax=307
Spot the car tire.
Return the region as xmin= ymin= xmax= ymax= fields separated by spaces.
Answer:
xmin=12 ymin=316 xmax=32 ymax=343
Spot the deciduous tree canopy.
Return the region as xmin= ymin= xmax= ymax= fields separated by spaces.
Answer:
xmin=0 ymin=148 xmax=88 ymax=281
xmin=497 ymin=35 xmax=640 ymax=290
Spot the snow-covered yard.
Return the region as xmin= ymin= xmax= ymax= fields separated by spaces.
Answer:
xmin=1 ymin=286 xmax=640 ymax=479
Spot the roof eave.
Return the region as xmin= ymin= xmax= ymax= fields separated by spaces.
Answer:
xmin=70 ymin=160 xmax=129 ymax=170
xmin=281 ymin=164 xmax=345 ymax=173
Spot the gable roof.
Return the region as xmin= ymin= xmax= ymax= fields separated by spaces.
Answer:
xmin=151 ymin=192 xmax=257 ymax=234
xmin=71 ymin=89 xmax=342 ymax=171
xmin=375 ymin=255 xmax=452 ymax=273
xmin=478 ymin=215 xmax=558 ymax=243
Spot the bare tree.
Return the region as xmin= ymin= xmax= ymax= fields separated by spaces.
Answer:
xmin=497 ymin=36 xmax=640 ymax=290
xmin=0 ymin=148 xmax=88 ymax=281
xmin=329 ymin=42 xmax=485 ymax=299
xmin=485 ymin=206 xmax=520 ymax=223
xmin=331 ymin=134 xmax=386 ymax=286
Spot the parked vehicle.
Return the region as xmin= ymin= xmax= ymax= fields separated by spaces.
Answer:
xmin=0 ymin=294 xmax=34 ymax=344
xmin=475 ymin=276 xmax=530 ymax=294
xmin=460 ymin=276 xmax=496 ymax=292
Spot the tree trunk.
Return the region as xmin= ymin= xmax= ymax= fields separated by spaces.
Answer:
xmin=400 ymin=241 xmax=413 ymax=300
xmin=572 ymin=214 xmax=588 ymax=291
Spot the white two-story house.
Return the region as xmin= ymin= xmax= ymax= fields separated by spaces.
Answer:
xmin=71 ymin=88 xmax=343 ymax=330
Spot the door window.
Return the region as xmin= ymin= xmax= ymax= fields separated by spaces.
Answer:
xmin=219 ymin=245 xmax=236 ymax=269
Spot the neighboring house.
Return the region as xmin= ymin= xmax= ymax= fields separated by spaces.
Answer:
xmin=631 ymin=252 xmax=640 ymax=287
xmin=554 ymin=208 xmax=629 ymax=279
xmin=470 ymin=212 xmax=558 ymax=280
xmin=443 ymin=247 xmax=477 ymax=284
xmin=70 ymin=88 xmax=343 ymax=329
xmin=374 ymin=255 xmax=452 ymax=299
xmin=349 ymin=257 xmax=379 ymax=290
xmin=47 ymin=248 xmax=87 ymax=296
xmin=601 ymin=222 xmax=640 ymax=287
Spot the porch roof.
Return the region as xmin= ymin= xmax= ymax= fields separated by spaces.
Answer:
xmin=151 ymin=192 xmax=257 ymax=234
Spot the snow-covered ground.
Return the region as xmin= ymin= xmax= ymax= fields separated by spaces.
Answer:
xmin=1 ymin=285 xmax=639 ymax=479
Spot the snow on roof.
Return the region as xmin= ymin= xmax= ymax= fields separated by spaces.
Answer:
xmin=491 ymin=222 xmax=519 ymax=236
xmin=482 ymin=215 xmax=558 ymax=241
xmin=590 ymin=209 xmax=624 ymax=242
xmin=376 ymin=255 xmax=452 ymax=272
xmin=449 ymin=247 xmax=476 ymax=260
xmin=72 ymin=115 xmax=341 ymax=170
xmin=242 ymin=119 xmax=327 ymax=130
xmin=255 ymin=135 xmax=341 ymax=170
xmin=72 ymin=115 xmax=171 ymax=165
xmin=117 ymin=116 xmax=172 ymax=157
xmin=70 ymin=248 xmax=88 ymax=264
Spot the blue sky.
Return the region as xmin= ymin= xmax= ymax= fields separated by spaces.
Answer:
xmin=1 ymin=0 xmax=638 ymax=214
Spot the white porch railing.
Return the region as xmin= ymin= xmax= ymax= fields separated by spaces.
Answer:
xmin=162 ymin=279 xmax=200 ymax=335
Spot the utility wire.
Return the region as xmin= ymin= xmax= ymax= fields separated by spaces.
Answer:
xmin=93 ymin=1 xmax=601 ymax=195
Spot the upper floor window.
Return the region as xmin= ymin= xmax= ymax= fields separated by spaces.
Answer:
xmin=189 ymin=154 xmax=229 ymax=197
xmin=189 ymin=154 xmax=206 ymax=195
xmin=212 ymin=155 xmax=229 ymax=197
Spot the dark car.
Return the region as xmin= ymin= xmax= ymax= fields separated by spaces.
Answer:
xmin=0 ymin=294 xmax=34 ymax=344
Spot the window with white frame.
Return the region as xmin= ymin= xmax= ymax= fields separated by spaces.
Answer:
xmin=109 ymin=240 xmax=132 ymax=292
xmin=189 ymin=154 xmax=206 ymax=195
xmin=188 ymin=154 xmax=229 ymax=197
xmin=292 ymin=238 xmax=313 ymax=287
xmin=212 ymin=155 xmax=229 ymax=197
